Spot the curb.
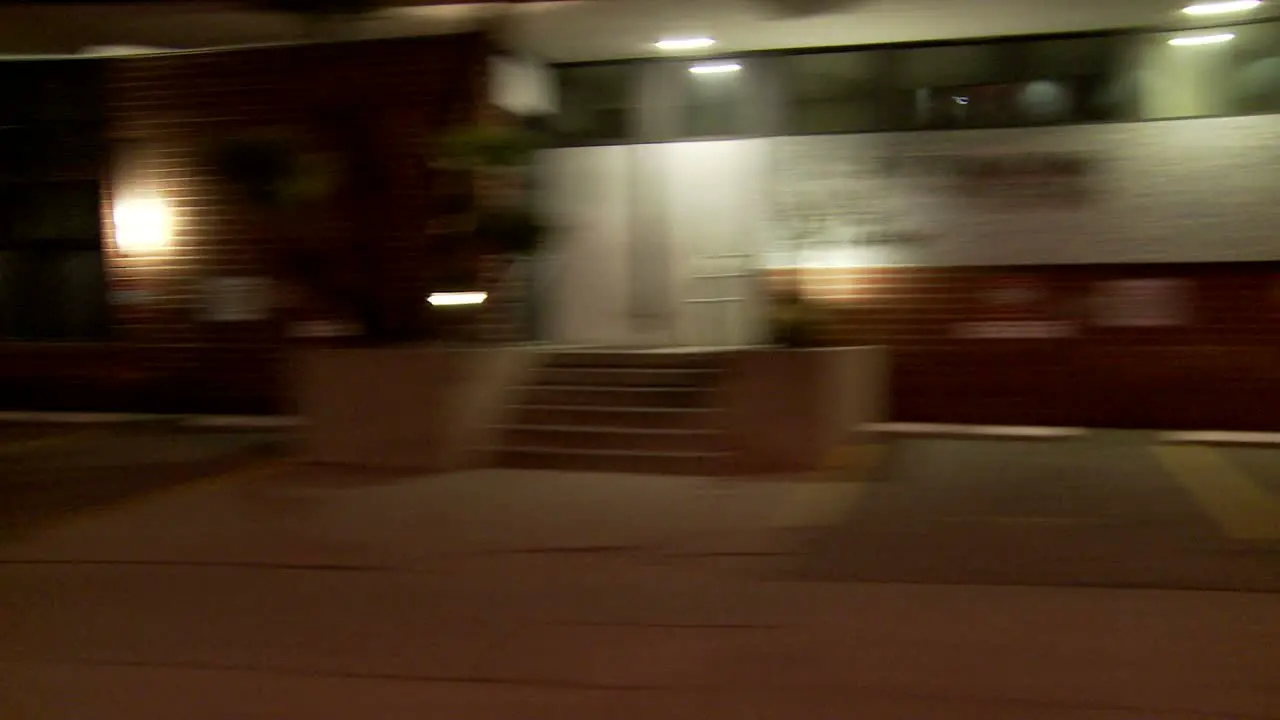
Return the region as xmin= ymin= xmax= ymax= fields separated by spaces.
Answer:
xmin=0 ymin=412 xmax=305 ymax=428
xmin=865 ymin=423 xmax=1088 ymax=440
xmin=1159 ymin=431 xmax=1280 ymax=447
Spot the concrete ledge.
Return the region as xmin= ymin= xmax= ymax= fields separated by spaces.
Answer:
xmin=867 ymin=423 xmax=1088 ymax=439
xmin=180 ymin=416 xmax=307 ymax=429
xmin=0 ymin=412 xmax=165 ymax=424
xmin=0 ymin=412 xmax=301 ymax=427
xmin=1160 ymin=431 xmax=1280 ymax=447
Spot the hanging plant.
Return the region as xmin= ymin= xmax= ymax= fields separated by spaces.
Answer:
xmin=429 ymin=123 xmax=546 ymax=256
xmin=433 ymin=124 xmax=542 ymax=170
xmin=211 ymin=131 xmax=337 ymax=211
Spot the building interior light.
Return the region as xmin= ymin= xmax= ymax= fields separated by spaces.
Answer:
xmin=689 ymin=62 xmax=742 ymax=75
xmin=113 ymin=196 xmax=172 ymax=255
xmin=427 ymin=291 xmax=487 ymax=307
xmin=655 ymin=37 xmax=716 ymax=51
xmin=1168 ymin=32 xmax=1236 ymax=45
xmin=1182 ymin=0 xmax=1262 ymax=15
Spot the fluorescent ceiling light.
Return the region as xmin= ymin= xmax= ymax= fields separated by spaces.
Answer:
xmin=1168 ymin=32 xmax=1236 ymax=45
xmin=689 ymin=62 xmax=742 ymax=74
xmin=427 ymin=291 xmax=487 ymax=307
xmin=1182 ymin=0 xmax=1262 ymax=15
xmin=655 ymin=37 xmax=715 ymax=50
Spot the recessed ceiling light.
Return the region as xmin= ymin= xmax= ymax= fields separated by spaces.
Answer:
xmin=1169 ymin=32 xmax=1236 ymax=45
xmin=655 ymin=37 xmax=716 ymax=51
xmin=1182 ymin=0 xmax=1262 ymax=15
xmin=689 ymin=62 xmax=742 ymax=74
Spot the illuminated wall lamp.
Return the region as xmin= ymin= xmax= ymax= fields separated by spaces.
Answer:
xmin=655 ymin=37 xmax=716 ymax=51
xmin=689 ymin=62 xmax=742 ymax=75
xmin=427 ymin=291 xmax=487 ymax=307
xmin=1168 ymin=32 xmax=1236 ymax=45
xmin=113 ymin=196 xmax=172 ymax=255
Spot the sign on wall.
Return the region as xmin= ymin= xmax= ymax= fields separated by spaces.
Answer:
xmin=1091 ymin=279 xmax=1191 ymax=327
xmin=765 ymin=115 xmax=1280 ymax=267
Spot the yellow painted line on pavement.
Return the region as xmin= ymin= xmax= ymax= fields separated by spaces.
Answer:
xmin=1154 ymin=445 xmax=1280 ymax=540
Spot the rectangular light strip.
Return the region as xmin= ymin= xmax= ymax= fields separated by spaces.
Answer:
xmin=689 ymin=62 xmax=742 ymax=74
xmin=1182 ymin=0 xmax=1262 ymax=15
xmin=1168 ymin=32 xmax=1236 ymax=45
xmin=427 ymin=291 xmax=487 ymax=307
xmin=656 ymin=37 xmax=715 ymax=50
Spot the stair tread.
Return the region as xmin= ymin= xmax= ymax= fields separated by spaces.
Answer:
xmin=492 ymin=445 xmax=730 ymax=458
xmin=495 ymin=424 xmax=722 ymax=435
xmin=506 ymin=405 xmax=718 ymax=413
xmin=510 ymin=385 xmax=701 ymax=391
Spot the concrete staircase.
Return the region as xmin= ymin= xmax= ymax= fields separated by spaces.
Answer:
xmin=491 ymin=351 xmax=732 ymax=475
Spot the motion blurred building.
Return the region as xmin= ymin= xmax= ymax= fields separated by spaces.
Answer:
xmin=1 ymin=0 xmax=1278 ymax=429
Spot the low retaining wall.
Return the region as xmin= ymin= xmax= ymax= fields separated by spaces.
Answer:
xmin=716 ymin=346 xmax=889 ymax=474
xmin=293 ymin=346 xmax=539 ymax=471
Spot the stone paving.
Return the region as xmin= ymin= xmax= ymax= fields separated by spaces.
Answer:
xmin=1 ymin=425 xmax=1278 ymax=719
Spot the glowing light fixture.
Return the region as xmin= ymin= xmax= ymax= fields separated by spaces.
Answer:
xmin=655 ymin=37 xmax=716 ymax=51
xmin=427 ymin=291 xmax=488 ymax=307
xmin=1182 ymin=0 xmax=1262 ymax=15
xmin=113 ymin=196 xmax=172 ymax=255
xmin=689 ymin=62 xmax=742 ymax=75
xmin=1168 ymin=32 xmax=1236 ymax=45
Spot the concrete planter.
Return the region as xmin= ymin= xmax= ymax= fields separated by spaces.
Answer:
xmin=292 ymin=345 xmax=540 ymax=471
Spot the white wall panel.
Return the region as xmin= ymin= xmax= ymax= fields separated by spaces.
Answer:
xmin=539 ymin=146 xmax=632 ymax=346
xmin=653 ymin=140 xmax=770 ymax=346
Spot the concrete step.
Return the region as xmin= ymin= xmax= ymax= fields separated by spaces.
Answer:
xmin=533 ymin=366 xmax=721 ymax=389
xmin=496 ymin=425 xmax=726 ymax=454
xmin=541 ymin=350 xmax=731 ymax=370
xmin=493 ymin=446 xmax=729 ymax=475
xmin=511 ymin=385 xmax=710 ymax=409
xmin=506 ymin=405 xmax=723 ymax=431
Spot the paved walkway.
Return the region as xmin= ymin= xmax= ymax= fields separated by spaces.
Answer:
xmin=1 ymin=427 xmax=1278 ymax=719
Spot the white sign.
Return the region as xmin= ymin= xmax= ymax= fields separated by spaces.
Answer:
xmin=1092 ymin=279 xmax=1189 ymax=327
xmin=203 ymin=277 xmax=271 ymax=322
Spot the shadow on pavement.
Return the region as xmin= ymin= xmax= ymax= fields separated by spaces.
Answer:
xmin=0 ymin=422 xmax=289 ymax=542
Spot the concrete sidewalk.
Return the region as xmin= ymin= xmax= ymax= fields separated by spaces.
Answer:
xmin=2 ymin=450 xmax=1279 ymax=718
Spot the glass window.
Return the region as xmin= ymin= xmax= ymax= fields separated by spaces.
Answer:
xmin=892 ymin=38 xmax=1129 ymax=128
xmin=0 ymin=249 xmax=109 ymax=341
xmin=1230 ymin=21 xmax=1280 ymax=114
xmin=556 ymin=64 xmax=635 ymax=143
xmin=680 ymin=59 xmax=751 ymax=137
xmin=781 ymin=51 xmax=890 ymax=133
xmin=1008 ymin=36 xmax=1132 ymax=122
xmin=892 ymin=44 xmax=1021 ymax=128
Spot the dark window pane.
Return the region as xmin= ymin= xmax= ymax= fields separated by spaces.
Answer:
xmin=557 ymin=64 xmax=634 ymax=142
xmin=20 ymin=181 xmax=102 ymax=245
xmin=1231 ymin=22 xmax=1280 ymax=114
xmin=782 ymin=51 xmax=889 ymax=133
xmin=1009 ymin=36 xmax=1132 ymax=122
xmin=681 ymin=61 xmax=749 ymax=137
xmin=0 ymin=249 xmax=108 ymax=341
xmin=893 ymin=44 xmax=1018 ymax=128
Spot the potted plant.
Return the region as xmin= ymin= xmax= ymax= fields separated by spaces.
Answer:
xmin=429 ymin=123 xmax=547 ymax=340
xmin=769 ymin=287 xmax=824 ymax=348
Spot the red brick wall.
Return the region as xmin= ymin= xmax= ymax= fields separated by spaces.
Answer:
xmin=768 ymin=263 xmax=1280 ymax=430
xmin=0 ymin=34 xmax=491 ymax=414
